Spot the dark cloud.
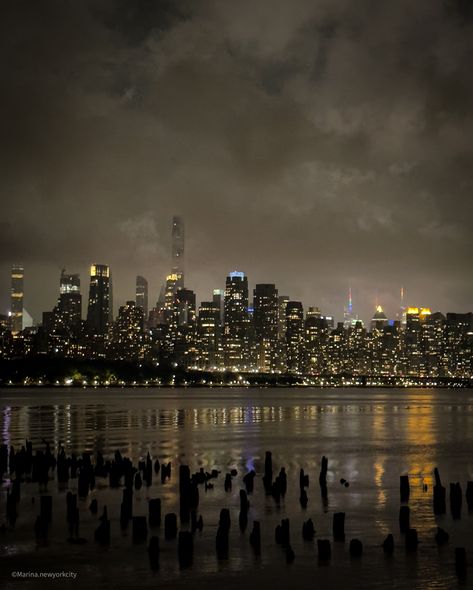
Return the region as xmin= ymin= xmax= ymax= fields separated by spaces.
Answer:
xmin=1 ymin=0 xmax=472 ymax=324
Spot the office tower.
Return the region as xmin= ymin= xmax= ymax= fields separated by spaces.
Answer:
xmin=212 ymin=289 xmax=225 ymax=368
xmin=278 ymin=295 xmax=289 ymax=340
xmin=10 ymin=264 xmax=24 ymax=336
xmin=197 ymin=301 xmax=218 ymax=369
xmin=306 ymin=306 xmax=322 ymax=319
xmin=421 ymin=311 xmax=446 ymax=377
xmin=0 ymin=314 xmax=12 ymax=358
xmin=86 ymin=264 xmax=112 ymax=334
xmin=174 ymin=288 xmax=196 ymax=327
xmin=172 ymin=287 xmax=197 ymax=367
xmin=346 ymin=320 xmax=368 ymax=375
xmin=374 ymin=321 xmax=402 ymax=376
xmin=108 ymin=301 xmax=145 ymax=361
xmin=224 ymin=271 xmax=250 ymax=370
xmin=39 ymin=269 xmax=82 ymax=357
xmin=327 ymin=322 xmax=347 ymax=374
xmin=445 ymin=312 xmax=473 ymax=377
xmin=324 ymin=315 xmax=335 ymax=329
xmin=370 ymin=305 xmax=388 ymax=333
xmin=285 ymin=301 xmax=304 ymax=373
xmin=160 ymin=273 xmax=179 ymax=323
xmin=58 ymin=269 xmax=82 ymax=330
xmin=136 ymin=276 xmax=148 ymax=325
xmin=171 ymin=215 xmax=185 ymax=289
xmin=253 ymin=284 xmax=279 ymax=372
xmin=304 ymin=314 xmax=329 ymax=374
xmin=403 ymin=307 xmax=431 ymax=376
xmin=213 ymin=289 xmax=224 ymax=326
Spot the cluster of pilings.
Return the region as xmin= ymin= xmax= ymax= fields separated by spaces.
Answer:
xmin=0 ymin=442 xmax=471 ymax=580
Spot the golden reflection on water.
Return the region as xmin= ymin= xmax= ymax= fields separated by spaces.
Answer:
xmin=405 ymin=394 xmax=436 ymax=488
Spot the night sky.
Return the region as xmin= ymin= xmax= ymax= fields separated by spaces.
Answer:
xmin=1 ymin=0 xmax=472 ymax=325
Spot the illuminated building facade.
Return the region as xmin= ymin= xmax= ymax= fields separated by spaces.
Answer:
xmin=10 ymin=264 xmax=24 ymax=336
xmin=304 ymin=314 xmax=329 ymax=374
xmin=253 ymin=283 xmax=279 ymax=372
xmin=347 ymin=320 xmax=369 ymax=374
xmin=445 ymin=313 xmax=473 ymax=377
xmin=108 ymin=301 xmax=145 ymax=360
xmin=224 ymin=271 xmax=250 ymax=370
xmin=370 ymin=305 xmax=388 ymax=333
xmin=403 ymin=307 xmax=432 ymax=376
xmin=197 ymin=301 xmax=219 ymax=369
xmin=326 ymin=322 xmax=347 ymax=374
xmin=213 ymin=289 xmax=224 ymax=327
xmin=58 ymin=270 xmax=82 ymax=330
xmin=135 ymin=276 xmax=148 ymax=325
xmin=278 ymin=295 xmax=289 ymax=340
xmin=285 ymin=301 xmax=304 ymax=373
xmin=172 ymin=288 xmax=197 ymax=367
xmin=86 ymin=264 xmax=113 ymax=335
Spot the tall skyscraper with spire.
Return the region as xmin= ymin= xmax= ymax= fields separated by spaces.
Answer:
xmin=154 ymin=216 xmax=186 ymax=325
xmin=171 ymin=215 xmax=185 ymax=290
xmin=343 ymin=286 xmax=354 ymax=328
xmin=398 ymin=286 xmax=407 ymax=325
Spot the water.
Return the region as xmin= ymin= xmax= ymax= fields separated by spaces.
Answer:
xmin=1 ymin=387 xmax=473 ymax=589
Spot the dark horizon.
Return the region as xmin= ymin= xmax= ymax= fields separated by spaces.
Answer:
xmin=1 ymin=1 xmax=473 ymax=325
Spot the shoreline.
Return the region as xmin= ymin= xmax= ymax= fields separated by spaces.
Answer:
xmin=0 ymin=381 xmax=471 ymax=390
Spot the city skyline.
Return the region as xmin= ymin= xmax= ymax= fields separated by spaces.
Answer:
xmin=1 ymin=216 xmax=471 ymax=381
xmin=1 ymin=216 xmax=469 ymax=329
xmin=0 ymin=257 xmax=464 ymax=330
xmin=1 ymin=1 xmax=472 ymax=326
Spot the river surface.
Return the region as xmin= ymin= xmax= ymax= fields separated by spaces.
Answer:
xmin=1 ymin=387 xmax=473 ymax=589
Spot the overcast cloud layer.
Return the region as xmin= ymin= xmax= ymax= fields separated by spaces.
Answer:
xmin=1 ymin=0 xmax=472 ymax=324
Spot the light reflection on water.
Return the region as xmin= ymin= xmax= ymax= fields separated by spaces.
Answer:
xmin=1 ymin=387 xmax=473 ymax=589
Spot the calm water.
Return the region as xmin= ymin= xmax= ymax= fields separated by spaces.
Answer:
xmin=1 ymin=387 xmax=473 ymax=589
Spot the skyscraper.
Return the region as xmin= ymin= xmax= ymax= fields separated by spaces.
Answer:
xmin=87 ymin=264 xmax=112 ymax=334
xmin=304 ymin=313 xmax=329 ymax=375
xmin=213 ymin=289 xmax=224 ymax=327
xmin=136 ymin=276 xmax=148 ymax=324
xmin=197 ymin=301 xmax=218 ymax=369
xmin=10 ymin=264 xmax=24 ymax=336
xmin=224 ymin=271 xmax=250 ymax=370
xmin=286 ymin=301 xmax=304 ymax=373
xmin=370 ymin=305 xmax=388 ymax=333
xmin=343 ymin=286 xmax=355 ymax=327
xmin=108 ymin=301 xmax=145 ymax=361
xmin=253 ymin=284 xmax=279 ymax=372
xmin=212 ymin=289 xmax=225 ymax=368
xmin=171 ymin=215 xmax=185 ymax=289
xmin=172 ymin=287 xmax=197 ymax=367
xmin=156 ymin=216 xmax=186 ymax=325
xmin=58 ymin=269 xmax=82 ymax=330
xmin=278 ymin=295 xmax=289 ymax=340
